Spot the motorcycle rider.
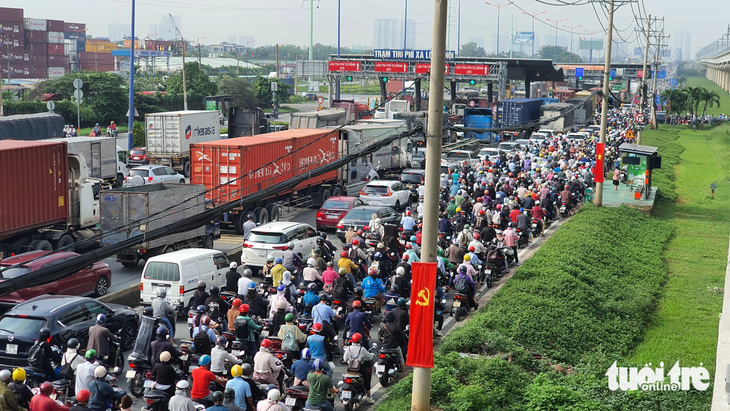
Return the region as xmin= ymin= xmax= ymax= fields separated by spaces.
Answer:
xmin=344 ymin=300 xmax=372 ymax=347
xmin=191 ymin=355 xmax=227 ymax=406
xmin=205 ymin=285 xmax=231 ymax=329
xmin=29 ymin=381 xmax=67 ymax=411
xmin=256 ymin=389 xmax=288 ymax=411
xmin=228 ymin=298 xmax=242 ymax=332
xmin=92 ymin=123 xmax=101 ymax=136
xmin=312 ymin=293 xmax=340 ymax=345
xmin=169 ymin=380 xmax=196 ymax=411
xmin=332 ymin=268 xmax=355 ymax=305
xmin=226 ymin=263 xmax=241 ymax=293
xmin=336 ymin=252 xmax=358 ymax=284
xmin=270 ymin=258 xmax=286 ymax=287
xmin=9 ymin=368 xmax=33 ymax=410
xmin=253 ymin=339 xmax=283 ymax=390
xmin=291 ymin=348 xmax=313 ymax=387
xmin=150 ymin=351 xmax=177 ymax=396
xmin=151 ymin=326 xmax=181 ymax=364
xmin=244 ymin=284 xmax=268 ymax=318
xmin=454 ymin=265 xmax=478 ymax=310
xmin=377 ymin=312 xmax=408 ymax=379
xmin=311 ymin=247 xmax=327 ymax=272
xmin=278 ymin=313 xmax=307 ymax=353
xmin=0 ymin=370 xmax=21 ymax=411
xmin=446 ymin=238 xmax=465 ymax=270
xmin=396 ymin=254 xmax=412 ymax=281
xmin=302 ymin=258 xmax=323 ymax=287
xmin=206 ymin=391 xmax=227 ymax=411
xmin=237 ymin=269 xmax=255 ymax=300
xmin=504 ymin=223 xmax=520 ymax=266
xmin=391 ymin=266 xmax=410 ymax=298
xmin=70 ymin=390 xmax=92 ymax=411
xmin=400 ymin=210 xmax=416 ymax=235
xmin=194 ymin=281 xmax=210 ymax=308
xmin=438 ymin=213 xmax=454 ymax=236
xmin=271 ymin=300 xmax=289 ymax=336
xmin=235 ymin=304 xmax=262 ymax=354
xmin=532 ymin=200 xmax=545 ymax=235
xmin=225 ymin=365 xmax=254 ymax=411
xmin=301 ymin=283 xmax=320 ymax=315
xmin=268 ymin=285 xmax=294 ymax=319
xmin=362 ymin=268 xmax=386 ymax=310
xmin=211 ymin=336 xmax=242 ymax=377
xmin=34 ymin=327 xmax=61 ymax=381
xmin=321 ymin=262 xmax=338 ymax=292
xmin=391 ymin=298 xmax=410 ymax=334
xmin=305 ymin=359 xmax=337 ymax=411
xmin=342 ymin=333 xmax=375 ymax=404
xmin=516 ymin=209 xmax=532 ymax=241
xmin=87 ymin=314 xmax=121 ymax=368
xmin=282 ymin=242 xmax=303 ymax=282
xmin=88 ymin=366 xmax=126 ymax=411
xmin=152 ymin=287 xmax=175 ymax=333
xmin=222 ymin=388 xmax=243 ymax=411
xmin=61 ymin=337 xmax=85 ymax=380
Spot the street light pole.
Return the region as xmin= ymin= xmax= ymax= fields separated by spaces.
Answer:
xmin=127 ymin=0 xmax=136 ymax=150
xmin=546 ymin=17 xmax=568 ymax=61
xmin=521 ymin=10 xmax=545 ymax=59
xmin=594 ymin=0 xmax=615 ymax=207
xmin=563 ymin=24 xmax=582 ymax=63
xmin=458 ymin=0 xmax=461 ymax=56
xmin=196 ymin=37 xmax=206 ymax=69
xmin=485 ymin=1 xmax=513 ymax=56
xmin=402 ymin=0 xmax=408 ymax=96
xmin=584 ymin=29 xmax=602 ymax=63
xmin=336 ymin=0 xmax=341 ymax=100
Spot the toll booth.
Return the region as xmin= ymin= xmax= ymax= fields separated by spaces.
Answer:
xmin=619 ymin=143 xmax=662 ymax=199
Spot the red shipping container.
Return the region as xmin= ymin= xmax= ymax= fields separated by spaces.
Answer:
xmin=48 ymin=43 xmax=64 ymax=55
xmin=0 ymin=21 xmax=23 ymax=35
xmin=24 ymin=30 xmax=47 ymax=42
xmin=0 ymin=140 xmax=69 ymax=240
xmin=63 ymin=22 xmax=85 ymax=32
xmin=286 ymin=129 xmax=339 ymax=191
xmin=0 ymin=7 xmax=23 ymax=22
xmin=0 ymin=50 xmax=31 ymax=63
xmin=46 ymin=19 xmax=64 ymax=32
xmin=30 ymin=52 xmax=48 ymax=63
xmin=0 ymin=36 xmax=23 ymax=49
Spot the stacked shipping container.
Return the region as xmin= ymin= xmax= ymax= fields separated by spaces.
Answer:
xmin=0 ymin=8 xmax=26 ymax=75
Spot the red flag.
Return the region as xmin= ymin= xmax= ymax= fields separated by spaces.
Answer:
xmin=595 ymin=143 xmax=605 ymax=183
xmin=407 ymin=262 xmax=436 ymax=368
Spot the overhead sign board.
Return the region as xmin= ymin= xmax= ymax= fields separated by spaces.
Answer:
xmin=454 ymin=64 xmax=489 ymax=75
xmin=514 ymin=32 xmax=534 ymax=44
xmin=658 ymin=70 xmax=666 ymax=79
xmin=575 ymin=67 xmax=584 ymax=78
xmin=670 ymin=78 xmax=678 ymax=87
xmin=414 ymin=63 xmax=449 ymax=74
xmin=373 ymin=49 xmax=456 ymax=60
xmin=373 ymin=62 xmax=408 ymax=73
xmin=328 ymin=61 xmax=361 ymax=71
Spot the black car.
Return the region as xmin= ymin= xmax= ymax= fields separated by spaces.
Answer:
xmin=0 ymin=295 xmax=139 ymax=368
xmin=400 ymin=169 xmax=426 ymax=197
xmin=336 ymin=206 xmax=401 ymax=242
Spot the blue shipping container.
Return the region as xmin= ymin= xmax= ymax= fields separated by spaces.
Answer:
xmin=496 ymin=98 xmax=542 ymax=128
xmin=463 ymin=108 xmax=493 ymax=141
xmin=536 ymin=97 xmax=559 ymax=105
xmin=64 ymin=31 xmax=86 ymax=41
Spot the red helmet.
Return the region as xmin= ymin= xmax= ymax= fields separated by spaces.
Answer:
xmin=352 ymin=300 xmax=362 ymax=308
xmin=76 ymin=389 xmax=91 ymax=403
xmin=474 ymin=233 xmax=481 ymax=240
xmin=402 ymin=254 xmax=409 ymax=261
xmin=477 ymin=197 xmax=482 ymax=202
xmin=357 ymin=230 xmax=363 ymax=236
xmin=351 ymin=333 xmax=362 ymax=344
xmin=479 ymin=210 xmax=485 ymax=216
xmin=201 ymin=316 xmax=211 ymax=325
xmin=368 ymin=268 xmax=377 ymax=276
xmin=341 ymin=251 xmax=349 ymax=258
xmin=261 ymin=339 xmax=273 ymax=349
xmin=469 ymin=246 xmax=475 ymax=252
xmin=405 ymin=210 xmax=411 ymax=216
xmin=312 ymin=323 xmax=323 ymax=333
xmin=239 ymin=304 xmax=249 ymax=313
xmin=40 ymin=382 xmax=54 ymax=396
xmin=352 ymin=239 xmax=360 ymax=246
xmin=405 ymin=243 xmax=412 ymax=249
xmin=232 ymin=298 xmax=242 ymax=307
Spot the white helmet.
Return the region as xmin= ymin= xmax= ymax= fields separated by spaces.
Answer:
xmin=396 ymin=266 xmax=405 ymax=276
xmin=176 ymin=380 xmax=190 ymax=390
xmin=230 ymin=262 xmax=238 ymax=270
xmin=307 ymin=258 xmax=316 ymax=267
xmin=94 ymin=366 xmax=107 ymax=379
xmin=267 ymin=389 xmax=281 ymax=402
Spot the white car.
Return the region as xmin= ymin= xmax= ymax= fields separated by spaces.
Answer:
xmin=529 ymin=132 xmax=549 ymax=145
xmin=124 ymin=165 xmax=185 ymax=186
xmin=359 ymin=180 xmax=412 ymax=210
xmin=514 ymin=139 xmax=531 ymax=148
xmin=538 ymin=129 xmax=558 ymax=138
xmin=498 ymin=142 xmax=519 ymax=153
xmin=242 ymin=222 xmax=320 ymax=274
xmin=453 ymin=124 xmax=464 ymax=138
xmin=478 ymin=147 xmax=501 ymax=162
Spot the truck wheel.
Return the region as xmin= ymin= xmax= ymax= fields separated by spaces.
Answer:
xmin=254 ymin=207 xmax=269 ymax=225
xmin=266 ymin=204 xmax=281 ymax=222
xmin=330 ymin=186 xmax=343 ymax=197
xmin=183 ymin=161 xmax=190 ymax=178
xmin=29 ymin=239 xmax=53 ymax=251
xmin=233 ymin=214 xmax=245 ymax=235
xmin=162 ymin=245 xmax=176 ymax=254
xmin=203 ymin=235 xmax=215 ymax=249
xmin=54 ymin=234 xmax=75 ymax=252
xmin=320 ymin=190 xmax=331 ymax=206
xmin=115 ymin=173 xmax=124 ymax=188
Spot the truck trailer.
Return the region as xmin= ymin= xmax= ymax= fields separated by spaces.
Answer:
xmin=46 ymin=136 xmax=128 ymax=188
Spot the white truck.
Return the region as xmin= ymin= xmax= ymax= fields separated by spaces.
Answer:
xmin=374 ymin=99 xmax=411 ymax=119
xmin=47 ymin=136 xmax=128 ymax=188
xmin=145 ymin=110 xmax=220 ymax=177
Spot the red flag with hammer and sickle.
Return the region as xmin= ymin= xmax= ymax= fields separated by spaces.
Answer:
xmin=595 ymin=142 xmax=605 ymax=183
xmin=407 ymin=262 xmax=436 ymax=368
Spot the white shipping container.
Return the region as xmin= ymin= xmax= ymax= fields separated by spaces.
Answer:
xmin=64 ymin=41 xmax=77 ymax=54
xmin=146 ymin=111 xmax=220 ymax=156
xmin=48 ymin=67 xmax=65 ymax=78
xmin=48 ymin=31 xmax=64 ymax=43
xmin=23 ymin=18 xmax=47 ymax=31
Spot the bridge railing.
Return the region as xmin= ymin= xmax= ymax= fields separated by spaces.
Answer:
xmin=696 ymin=29 xmax=730 ymax=60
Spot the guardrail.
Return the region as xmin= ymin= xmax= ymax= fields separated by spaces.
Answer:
xmin=696 ymin=28 xmax=730 ymax=60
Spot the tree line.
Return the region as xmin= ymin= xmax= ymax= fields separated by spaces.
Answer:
xmin=660 ymin=86 xmax=721 ymax=117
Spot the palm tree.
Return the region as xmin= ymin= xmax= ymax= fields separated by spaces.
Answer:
xmin=684 ymin=86 xmax=704 ymax=115
xmin=701 ymin=89 xmax=721 ymax=117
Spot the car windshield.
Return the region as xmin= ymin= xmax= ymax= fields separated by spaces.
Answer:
xmin=0 ymin=316 xmax=47 ymax=335
xmin=412 ymin=151 xmax=425 ymax=158
xmin=0 ymin=266 xmax=31 ymax=280
xmin=248 ymin=232 xmax=286 ymax=244
xmin=321 ymin=200 xmax=351 ymax=210
xmin=345 ymin=209 xmax=378 ymax=220
xmin=129 ymin=169 xmax=149 ymax=177
xmin=130 ymin=150 xmax=145 ymax=155
xmin=446 ymin=152 xmax=469 ymax=160
xmin=400 ymin=173 xmax=422 ymax=183
xmin=143 ymin=262 xmax=180 ymax=282
xmin=362 ymin=186 xmax=389 ymax=195
xmin=498 ymin=143 xmax=515 ymax=150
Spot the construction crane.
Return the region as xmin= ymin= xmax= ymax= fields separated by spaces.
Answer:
xmin=169 ymin=14 xmax=188 ymax=110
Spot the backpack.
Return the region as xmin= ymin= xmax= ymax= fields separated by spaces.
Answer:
xmin=28 ymin=342 xmax=43 ymax=368
xmin=346 ymin=346 xmax=363 ymax=371
xmin=333 ymin=279 xmax=346 ymax=300
xmin=234 ymin=317 xmax=250 ymax=341
xmin=60 ymin=353 xmax=79 ymax=380
xmin=193 ymin=328 xmax=212 ymax=354
xmin=454 ymin=275 xmax=469 ymax=293
xmin=281 ymin=325 xmax=298 ymax=352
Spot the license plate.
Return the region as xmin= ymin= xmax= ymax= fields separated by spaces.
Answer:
xmin=125 ymin=370 xmax=136 ymax=379
xmin=297 ymin=297 xmax=302 ymax=304
xmin=376 ymin=364 xmax=385 ymax=373
xmin=232 ymin=350 xmax=241 ymax=357
xmin=5 ymin=344 xmax=17 ymax=355
xmin=326 ymin=215 xmax=339 ymax=219
xmin=256 ymin=249 xmax=267 ymax=257
xmin=341 ymin=390 xmax=352 ymax=399
xmin=261 ymin=330 xmax=269 ymax=337
xmin=143 ymin=380 xmax=155 ymax=388
xmin=188 ymin=366 xmax=198 ymax=373
xmin=485 ymin=269 xmax=491 ymax=275
xmin=453 ymin=301 xmax=461 ymax=307
xmin=365 ymin=311 xmax=372 ymax=315
xmin=285 ymin=397 xmax=296 ymax=406
xmin=532 ymin=224 xmax=537 ymax=229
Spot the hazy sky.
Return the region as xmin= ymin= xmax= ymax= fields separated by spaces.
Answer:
xmin=11 ymin=0 xmax=721 ymax=56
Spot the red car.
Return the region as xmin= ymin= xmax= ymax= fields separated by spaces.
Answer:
xmin=128 ymin=147 xmax=149 ymax=166
xmin=0 ymin=251 xmax=112 ymax=305
xmin=315 ymin=196 xmax=365 ymax=230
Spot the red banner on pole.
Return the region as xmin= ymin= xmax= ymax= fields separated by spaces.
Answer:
xmin=595 ymin=142 xmax=605 ymax=183
xmin=407 ymin=262 xmax=436 ymax=368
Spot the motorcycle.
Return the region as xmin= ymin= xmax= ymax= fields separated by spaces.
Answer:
xmin=450 ymin=292 xmax=470 ymax=321
xmin=516 ymin=229 xmax=528 ymax=247
xmin=104 ymin=339 xmax=125 ymax=376
xmin=531 ymin=218 xmax=541 ymax=237
xmin=285 ymin=386 xmax=336 ymax=411
xmin=143 ymin=389 xmax=171 ymax=411
xmin=363 ymin=297 xmax=380 ymax=317
xmin=560 ymin=202 xmax=569 ymax=218
xmin=375 ymin=347 xmax=403 ymax=387
xmin=338 ymin=343 xmax=379 ymax=411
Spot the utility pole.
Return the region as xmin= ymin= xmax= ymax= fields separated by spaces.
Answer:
xmin=127 ymin=0 xmax=136 ymax=150
xmin=412 ymin=0 xmax=447 ymax=406
xmin=182 ymin=39 xmax=188 ymax=110
xmin=546 ymin=17 xmax=568 ymax=61
xmin=485 ymin=2 xmax=513 ymax=57
xmin=276 ymin=44 xmax=280 ymax=80
xmin=521 ymin=10 xmax=545 ymax=59
xmin=309 ymin=0 xmax=314 ymax=61
xmin=639 ymin=15 xmax=652 ymax=110
xmin=651 ymin=25 xmax=669 ymax=130
xmin=509 ymin=15 xmax=515 ymax=58
xmin=563 ymin=24 xmax=582 ymax=63
xmin=594 ymin=0 xmax=615 ymax=207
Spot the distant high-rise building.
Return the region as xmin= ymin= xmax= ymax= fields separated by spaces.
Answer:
xmin=227 ymin=35 xmax=236 ymax=44
xmin=374 ymin=19 xmax=399 ymax=49
xmin=466 ymin=36 xmax=485 ymax=50
xmin=684 ymin=31 xmax=691 ymax=61
xmin=107 ymin=23 xmax=131 ymax=42
xmin=398 ymin=19 xmax=415 ymax=49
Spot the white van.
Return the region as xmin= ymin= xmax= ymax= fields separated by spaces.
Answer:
xmin=140 ymin=249 xmax=229 ymax=313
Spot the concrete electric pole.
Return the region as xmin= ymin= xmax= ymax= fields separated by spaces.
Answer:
xmin=594 ymin=0 xmax=616 ymax=207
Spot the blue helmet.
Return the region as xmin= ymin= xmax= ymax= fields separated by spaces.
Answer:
xmin=458 ymin=264 xmax=467 ymax=274
xmin=196 ymin=305 xmax=206 ymax=314
xmin=312 ymin=358 xmax=325 ymax=371
xmin=199 ymin=355 xmax=211 ymax=366
xmin=277 ymin=284 xmax=286 ymax=292
xmin=96 ymin=314 xmax=106 ymax=324
xmin=519 ymin=208 xmax=524 ymax=212
xmin=275 ymin=258 xmax=283 ymax=264
xmin=373 ymin=252 xmax=382 ymax=259
xmin=301 ymin=348 xmax=312 ymax=360
xmin=307 ymin=283 xmax=318 ymax=292
xmin=410 ymin=236 xmax=417 ymax=242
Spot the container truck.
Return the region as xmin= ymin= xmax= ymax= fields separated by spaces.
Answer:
xmin=145 ymin=110 xmax=220 ymax=177
xmin=496 ymin=98 xmax=542 ymax=128
xmin=463 ymin=107 xmax=494 ymax=141
xmin=46 ymin=136 xmax=128 ymax=188
xmin=99 ymin=183 xmax=220 ymax=267
xmin=539 ymin=103 xmax=575 ymax=133
xmin=0 ymin=112 xmax=64 ymax=141
xmin=190 ymin=125 xmax=409 ymax=234
xmin=374 ymin=99 xmax=410 ymax=119
xmin=289 ymin=108 xmax=349 ymax=129
xmin=566 ymin=97 xmax=593 ymax=125
xmin=227 ymin=107 xmax=268 ymax=137
xmin=0 ymin=140 xmax=102 ymax=257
